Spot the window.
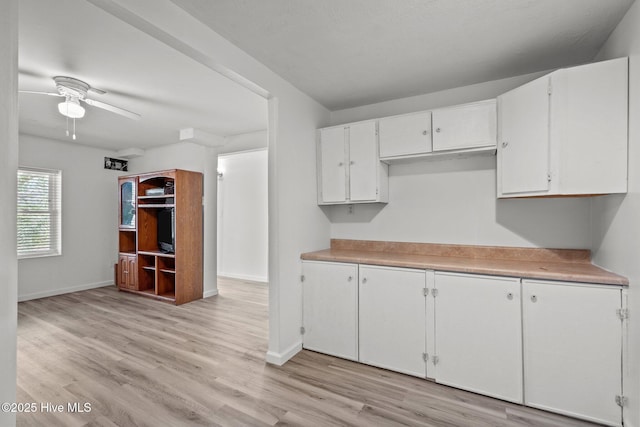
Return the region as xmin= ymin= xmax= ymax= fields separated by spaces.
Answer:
xmin=17 ymin=167 xmax=62 ymax=258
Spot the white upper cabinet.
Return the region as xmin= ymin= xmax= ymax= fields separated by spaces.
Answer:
xmin=379 ymin=111 xmax=432 ymax=159
xmin=499 ymin=76 xmax=551 ymax=195
xmin=432 ymin=99 xmax=497 ymax=152
xmin=498 ymin=57 xmax=628 ymax=198
xmin=348 ymin=122 xmax=379 ymax=201
xmin=317 ymin=121 xmax=388 ymax=205
xmin=318 ymin=126 xmax=347 ymax=203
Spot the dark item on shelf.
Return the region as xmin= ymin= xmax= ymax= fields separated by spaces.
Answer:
xmin=164 ymin=181 xmax=174 ymax=194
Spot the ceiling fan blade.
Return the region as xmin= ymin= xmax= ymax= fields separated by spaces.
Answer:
xmin=88 ymin=86 xmax=107 ymax=95
xmin=84 ymin=98 xmax=141 ymax=120
xmin=19 ymin=90 xmax=63 ymax=97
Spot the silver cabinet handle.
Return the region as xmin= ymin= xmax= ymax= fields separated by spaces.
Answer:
xmin=531 ymin=295 xmax=537 ymax=303
xmin=502 ymin=141 xmax=509 ymax=148
xmin=362 ymin=278 xmax=367 ymax=284
xmin=350 ymin=161 xmax=355 ymax=165
xmin=422 ymin=130 xmax=428 ymax=135
xmin=338 ymin=162 xmax=343 ymax=166
xmin=347 ymin=276 xmax=353 ymax=282
xmin=507 ymin=292 xmax=513 ymax=300
xmin=435 ymin=128 xmax=441 ymax=133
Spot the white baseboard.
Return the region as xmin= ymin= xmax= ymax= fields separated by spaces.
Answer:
xmin=203 ymin=289 xmax=219 ymax=298
xmin=218 ymin=272 xmax=268 ymax=283
xmin=265 ymin=341 xmax=302 ymax=366
xmin=18 ymin=280 xmax=113 ymax=302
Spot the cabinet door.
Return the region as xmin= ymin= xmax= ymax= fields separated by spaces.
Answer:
xmin=553 ymin=57 xmax=628 ymax=195
xmin=127 ymin=256 xmax=138 ymax=290
xmin=319 ymin=127 xmax=347 ymax=203
xmin=432 ymin=100 xmax=496 ymax=152
xmin=434 ymin=273 xmax=522 ymax=403
xmin=523 ymin=281 xmax=622 ymax=426
xmin=119 ymin=178 xmax=136 ymax=229
xmin=379 ymin=111 xmax=432 ymax=158
xmin=348 ymin=121 xmax=378 ymax=202
xmin=359 ymin=266 xmax=426 ymax=377
xmin=498 ymin=76 xmax=550 ymax=196
xmin=117 ymin=255 xmax=128 ymax=288
xmin=302 ymin=261 xmax=358 ymax=360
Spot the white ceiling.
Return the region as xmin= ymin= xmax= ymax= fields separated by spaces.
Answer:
xmin=19 ymin=0 xmax=634 ymax=150
xmin=18 ymin=0 xmax=268 ymax=151
xmin=171 ymin=0 xmax=634 ymax=110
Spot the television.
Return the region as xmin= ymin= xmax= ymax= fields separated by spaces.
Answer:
xmin=157 ymin=208 xmax=175 ymax=253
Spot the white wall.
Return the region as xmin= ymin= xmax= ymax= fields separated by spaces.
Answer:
xmin=217 ymin=149 xmax=268 ymax=282
xmin=92 ymin=0 xmax=332 ymax=364
xmin=328 ymin=74 xmax=591 ymax=249
xmin=127 ymin=141 xmax=219 ymax=298
xmin=17 ymin=135 xmax=120 ymax=301
xmin=591 ymin=3 xmax=640 ymax=426
xmin=0 ymin=1 xmax=18 ymax=425
xmin=219 ymin=129 xmax=267 ymax=154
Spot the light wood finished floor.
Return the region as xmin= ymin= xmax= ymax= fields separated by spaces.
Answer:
xmin=16 ymin=277 xmax=599 ymax=427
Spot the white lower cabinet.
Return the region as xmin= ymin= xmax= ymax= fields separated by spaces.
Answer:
xmin=358 ymin=265 xmax=432 ymax=377
xmin=522 ymin=280 xmax=623 ymax=426
xmin=433 ymin=272 xmax=523 ymax=403
xmin=302 ymin=261 xmax=358 ymax=360
xmin=300 ymin=261 xmax=625 ymax=424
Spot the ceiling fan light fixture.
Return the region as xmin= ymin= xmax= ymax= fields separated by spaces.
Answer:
xmin=58 ymin=97 xmax=85 ymax=119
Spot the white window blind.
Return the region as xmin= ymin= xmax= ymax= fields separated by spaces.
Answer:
xmin=17 ymin=167 xmax=62 ymax=258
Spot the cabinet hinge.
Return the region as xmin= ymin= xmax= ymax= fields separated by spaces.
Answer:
xmin=615 ymin=395 xmax=627 ymax=407
xmin=432 ymin=355 xmax=439 ymax=365
xmin=300 ymin=275 xmax=305 ymax=283
xmin=547 ymin=173 xmax=552 ymax=182
xmin=423 ymin=288 xmax=428 ymax=297
xmin=300 ymin=326 xmax=305 ymax=335
xmin=617 ymin=308 xmax=629 ymax=320
xmin=422 ymin=352 xmax=428 ymax=362
xmin=431 ymin=289 xmax=439 ymax=297
xmin=547 ymin=81 xmax=552 ymax=96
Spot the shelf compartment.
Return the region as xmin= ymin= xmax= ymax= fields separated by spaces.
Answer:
xmin=119 ymin=230 xmax=136 ymax=253
xmin=137 ymin=254 xmax=156 ymax=292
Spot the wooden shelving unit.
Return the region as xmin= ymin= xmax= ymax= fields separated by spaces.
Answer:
xmin=115 ymin=169 xmax=203 ymax=305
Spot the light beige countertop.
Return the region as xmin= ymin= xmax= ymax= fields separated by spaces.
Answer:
xmin=301 ymin=239 xmax=628 ymax=286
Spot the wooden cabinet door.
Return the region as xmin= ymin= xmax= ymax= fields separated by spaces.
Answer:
xmin=432 ymin=100 xmax=496 ymax=152
xmin=127 ymin=256 xmax=138 ymax=290
xmin=434 ymin=272 xmax=523 ymax=403
xmin=318 ymin=127 xmax=347 ymax=203
xmin=359 ymin=265 xmax=427 ymax=377
xmin=348 ymin=121 xmax=378 ymax=202
xmin=379 ymin=111 xmax=432 ymax=158
xmin=117 ymin=255 xmax=128 ymax=288
xmin=118 ymin=255 xmax=129 ymax=289
xmin=302 ymin=261 xmax=358 ymax=360
xmin=523 ymin=280 xmax=622 ymax=426
xmin=498 ymin=75 xmax=550 ymax=196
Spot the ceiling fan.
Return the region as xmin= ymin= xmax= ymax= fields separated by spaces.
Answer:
xmin=20 ymin=76 xmax=141 ymax=139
